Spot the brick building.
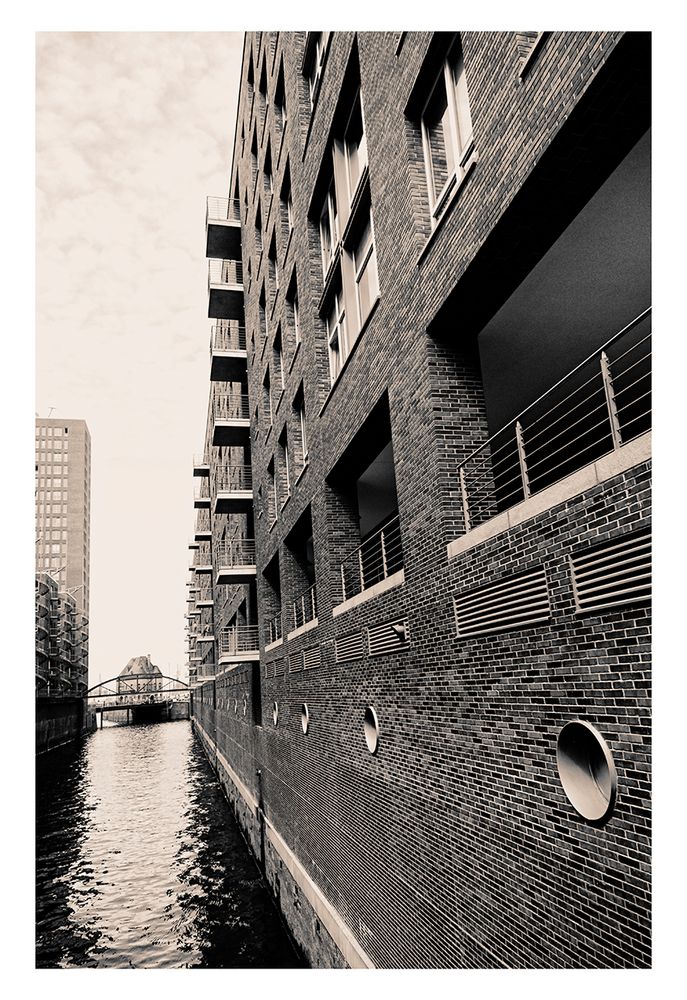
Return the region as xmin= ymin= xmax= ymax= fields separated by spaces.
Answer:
xmin=188 ymin=31 xmax=651 ymax=968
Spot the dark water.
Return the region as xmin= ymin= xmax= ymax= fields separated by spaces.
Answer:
xmin=36 ymin=720 xmax=305 ymax=968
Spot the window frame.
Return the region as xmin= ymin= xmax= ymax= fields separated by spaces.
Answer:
xmin=420 ymin=39 xmax=474 ymax=225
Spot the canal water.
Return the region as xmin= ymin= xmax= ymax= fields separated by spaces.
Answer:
xmin=36 ymin=720 xmax=305 ymax=968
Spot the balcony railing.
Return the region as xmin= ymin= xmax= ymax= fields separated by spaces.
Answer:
xmin=206 ymin=196 xmax=241 ymax=224
xmin=192 ymin=548 xmax=212 ymax=568
xmin=216 ymin=539 xmax=256 ymax=567
xmin=211 ymin=321 xmax=247 ymax=352
xmin=457 ymin=308 xmax=652 ymax=534
xmin=266 ymin=611 xmax=283 ymax=645
xmin=213 ymin=465 xmax=253 ymax=493
xmin=193 ymin=453 xmax=209 ymax=468
xmin=194 ymin=481 xmax=211 ymax=502
xmin=293 ymin=583 xmax=317 ymax=630
xmin=208 ymin=258 xmax=243 ymax=288
xmin=219 ymin=625 xmax=259 ymax=656
xmin=340 ymin=514 xmax=404 ymax=603
xmin=195 ymin=511 xmax=212 ymax=534
xmin=213 ymin=391 xmax=251 ymax=422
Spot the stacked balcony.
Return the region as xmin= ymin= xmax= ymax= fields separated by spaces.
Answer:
xmin=213 ymin=464 xmax=253 ymax=514
xmin=194 ymin=479 xmax=211 ymax=509
xmin=206 ymin=196 xmax=242 ymax=260
xmin=212 ymin=388 xmax=251 ymax=447
xmin=208 ymin=258 xmax=244 ymax=321
xmin=215 ymin=538 xmax=256 ymax=585
xmin=210 ymin=321 xmax=248 ymax=382
xmin=218 ymin=625 xmax=260 ymax=665
xmin=194 ymin=510 xmax=212 ymax=542
xmin=189 ymin=543 xmax=213 ymax=575
xmin=193 ymin=453 xmax=210 ymax=478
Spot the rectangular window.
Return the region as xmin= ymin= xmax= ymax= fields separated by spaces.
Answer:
xmin=267 ymin=459 xmax=277 ymax=523
xmin=343 ymin=89 xmax=368 ymax=204
xmin=263 ymin=368 xmax=273 ymax=427
xmin=275 ymin=61 xmax=287 ymax=139
xmin=305 ymin=32 xmax=330 ymax=110
xmin=352 ymin=215 xmax=379 ymax=326
xmin=327 ymin=289 xmax=347 ymax=384
xmin=319 ymin=180 xmax=338 ymax=277
xmin=295 ymin=385 xmax=308 ymax=467
xmin=421 ymin=38 xmax=474 ymax=222
xmin=273 ymin=328 xmax=285 ymax=391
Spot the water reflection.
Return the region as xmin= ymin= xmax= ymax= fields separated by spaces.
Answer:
xmin=36 ymin=721 xmax=304 ymax=968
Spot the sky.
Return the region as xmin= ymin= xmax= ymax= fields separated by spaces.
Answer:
xmin=36 ymin=32 xmax=243 ymax=685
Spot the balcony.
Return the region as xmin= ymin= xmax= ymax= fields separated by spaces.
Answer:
xmin=193 ymin=454 xmax=210 ymax=478
xmin=212 ymin=391 xmax=251 ymax=447
xmin=213 ymin=464 xmax=253 ymax=515
xmin=208 ymin=258 xmax=244 ymax=321
xmin=189 ymin=547 xmax=213 ymax=574
xmin=215 ymin=538 xmax=257 ymax=585
xmin=194 ymin=511 xmax=212 ymax=541
xmin=218 ymin=625 xmax=260 ymax=665
xmin=194 ymin=481 xmax=211 ymax=509
xmin=206 ymin=196 xmax=242 ymax=260
xmin=197 ymin=591 xmax=214 ymax=608
xmin=339 ymin=514 xmax=404 ymax=603
xmin=456 ymin=309 xmax=652 ymax=539
xmin=210 ymin=321 xmax=248 ymax=382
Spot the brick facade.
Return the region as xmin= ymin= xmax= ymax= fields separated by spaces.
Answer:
xmin=189 ymin=31 xmax=651 ymax=968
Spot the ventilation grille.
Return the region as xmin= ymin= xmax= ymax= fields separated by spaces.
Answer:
xmin=367 ymin=618 xmax=410 ymax=657
xmin=274 ymin=657 xmax=286 ymax=678
xmin=288 ymin=652 xmax=302 ymax=673
xmin=571 ymin=529 xmax=651 ymax=613
xmin=303 ymin=645 xmax=321 ymax=670
xmin=454 ymin=568 xmax=550 ymax=637
xmin=335 ymin=632 xmax=364 ymax=663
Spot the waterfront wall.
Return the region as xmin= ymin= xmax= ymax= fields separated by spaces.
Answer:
xmin=36 ymin=698 xmax=96 ymax=754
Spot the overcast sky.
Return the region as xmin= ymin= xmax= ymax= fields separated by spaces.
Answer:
xmin=36 ymin=32 xmax=243 ymax=685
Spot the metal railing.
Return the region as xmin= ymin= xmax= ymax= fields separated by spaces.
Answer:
xmin=208 ymin=258 xmax=243 ymax=287
xmin=457 ymin=308 xmax=652 ymax=534
xmin=213 ymin=465 xmax=253 ymax=493
xmin=196 ymin=662 xmax=218 ymax=680
xmin=195 ymin=511 xmax=211 ymax=533
xmin=206 ymin=196 xmax=241 ymax=224
xmin=213 ymin=391 xmax=251 ymax=422
xmin=219 ymin=625 xmax=259 ymax=655
xmin=197 ymin=588 xmax=214 ymax=604
xmin=211 ymin=321 xmax=247 ymax=352
xmin=293 ymin=583 xmax=317 ymax=630
xmin=266 ymin=611 xmax=283 ymax=645
xmin=193 ymin=453 xmax=209 ymax=468
xmin=215 ymin=538 xmax=256 ymax=567
xmin=340 ymin=514 xmax=404 ymax=602
xmin=194 ymin=480 xmax=211 ymax=502
xmin=192 ymin=546 xmax=212 ymax=568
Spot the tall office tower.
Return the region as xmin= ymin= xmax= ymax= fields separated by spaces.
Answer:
xmin=35 ymin=418 xmax=91 ymax=616
xmin=189 ymin=32 xmax=651 ymax=968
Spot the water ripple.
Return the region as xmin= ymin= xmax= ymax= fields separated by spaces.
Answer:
xmin=36 ymin=721 xmax=304 ymax=968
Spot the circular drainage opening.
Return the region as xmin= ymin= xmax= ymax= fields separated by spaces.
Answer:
xmin=272 ymin=701 xmax=279 ymax=726
xmin=301 ymin=703 xmax=309 ymax=734
xmin=556 ymin=720 xmax=617 ymax=823
xmin=364 ymin=706 xmax=379 ymax=754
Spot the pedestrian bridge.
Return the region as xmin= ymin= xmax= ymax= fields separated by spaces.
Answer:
xmin=87 ymin=673 xmax=190 ymax=725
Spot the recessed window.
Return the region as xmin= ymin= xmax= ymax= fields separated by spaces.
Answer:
xmin=364 ymin=706 xmax=379 ymax=754
xmin=301 ymin=703 xmax=309 ymax=733
xmin=556 ymin=720 xmax=617 ymax=823
xmin=421 ymin=37 xmax=474 ymax=224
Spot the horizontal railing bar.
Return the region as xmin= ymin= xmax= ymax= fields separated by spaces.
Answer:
xmin=616 ymin=389 xmax=652 ymax=413
xmin=609 ymin=331 xmax=652 ymax=367
xmin=523 ymin=383 xmax=606 ymax=448
xmin=526 ymin=411 xmax=611 ymax=467
xmin=528 ymin=429 xmax=613 ymax=482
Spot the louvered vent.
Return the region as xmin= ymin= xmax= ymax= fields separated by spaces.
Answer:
xmin=335 ymin=632 xmax=364 ymax=663
xmin=288 ymin=652 xmax=302 ymax=673
xmin=303 ymin=645 xmax=321 ymax=670
xmin=570 ymin=529 xmax=651 ymax=613
xmin=454 ymin=567 xmax=550 ymax=637
xmin=367 ymin=618 xmax=410 ymax=657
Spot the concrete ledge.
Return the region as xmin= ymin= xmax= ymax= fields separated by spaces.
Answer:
xmin=448 ymin=432 xmax=651 ymax=560
xmin=286 ymin=617 xmax=318 ymax=641
xmin=265 ymin=637 xmax=283 ymax=653
xmin=332 ymin=569 xmax=405 ymax=619
xmin=192 ymin=716 xmax=376 ymax=969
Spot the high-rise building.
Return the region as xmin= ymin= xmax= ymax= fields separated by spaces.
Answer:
xmin=189 ymin=32 xmax=651 ymax=968
xmin=35 ymin=418 xmax=92 ymax=749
